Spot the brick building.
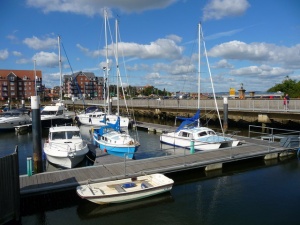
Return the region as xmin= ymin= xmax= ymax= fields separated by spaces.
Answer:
xmin=63 ymin=71 xmax=104 ymax=100
xmin=0 ymin=69 xmax=42 ymax=101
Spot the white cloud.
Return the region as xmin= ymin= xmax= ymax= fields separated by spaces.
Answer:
xmin=32 ymin=51 xmax=58 ymax=67
xmin=23 ymin=36 xmax=57 ymax=50
xmin=166 ymin=34 xmax=182 ymax=43
xmin=78 ymin=37 xmax=184 ymax=60
xmin=230 ymin=65 xmax=293 ymax=77
xmin=12 ymin=51 xmax=22 ymax=57
xmin=26 ymin=0 xmax=177 ymax=15
xmin=203 ymin=0 xmax=250 ymax=21
xmin=0 ymin=49 xmax=9 ymax=60
xmin=208 ymin=41 xmax=300 ymax=69
xmin=213 ymin=59 xmax=234 ymax=69
xmin=6 ymin=35 xmax=18 ymax=41
xmin=16 ymin=58 xmax=31 ymax=64
xmin=146 ymin=72 xmax=160 ymax=80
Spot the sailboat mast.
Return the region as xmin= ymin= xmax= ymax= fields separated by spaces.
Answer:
xmin=198 ymin=23 xmax=201 ymax=109
xmin=115 ymin=19 xmax=120 ymax=115
xmin=104 ymin=10 xmax=110 ymax=114
xmin=58 ymin=36 xmax=62 ymax=101
xmin=197 ymin=23 xmax=201 ymax=127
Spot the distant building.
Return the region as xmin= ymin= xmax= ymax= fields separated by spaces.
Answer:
xmin=63 ymin=71 xmax=104 ymax=100
xmin=0 ymin=69 xmax=42 ymax=101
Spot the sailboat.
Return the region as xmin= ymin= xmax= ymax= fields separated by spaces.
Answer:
xmin=160 ymin=23 xmax=240 ymax=150
xmin=92 ymin=12 xmax=139 ymax=159
xmin=76 ymin=13 xmax=130 ymax=129
xmin=40 ymin=36 xmax=73 ymax=128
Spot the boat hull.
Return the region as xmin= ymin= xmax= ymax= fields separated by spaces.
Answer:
xmin=93 ymin=127 xmax=139 ymax=159
xmin=85 ymin=185 xmax=173 ymax=205
xmin=77 ymin=114 xmax=129 ymax=128
xmin=44 ymin=152 xmax=87 ymax=169
xmin=76 ymin=173 xmax=174 ymax=205
xmin=93 ymin=136 xmax=138 ymax=159
xmin=0 ymin=118 xmax=31 ymax=130
xmin=160 ymin=133 xmax=222 ymax=150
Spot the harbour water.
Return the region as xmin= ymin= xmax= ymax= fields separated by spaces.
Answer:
xmin=1 ymin=124 xmax=300 ymax=225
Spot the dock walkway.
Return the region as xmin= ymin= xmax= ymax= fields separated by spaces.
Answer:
xmin=19 ymin=136 xmax=296 ymax=196
xmin=133 ymin=121 xmax=175 ymax=133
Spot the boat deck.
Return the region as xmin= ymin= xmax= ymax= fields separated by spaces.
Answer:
xmin=19 ymin=135 xmax=297 ymax=196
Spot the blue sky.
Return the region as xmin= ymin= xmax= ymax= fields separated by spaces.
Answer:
xmin=1 ymin=0 xmax=300 ymax=94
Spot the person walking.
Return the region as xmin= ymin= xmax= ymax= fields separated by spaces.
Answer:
xmin=285 ymin=94 xmax=290 ymax=110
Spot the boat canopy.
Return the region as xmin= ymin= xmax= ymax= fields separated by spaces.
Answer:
xmin=175 ymin=109 xmax=200 ymax=132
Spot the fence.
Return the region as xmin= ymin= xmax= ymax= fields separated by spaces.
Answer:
xmin=0 ymin=146 xmax=20 ymax=224
xmin=66 ymin=99 xmax=300 ymax=113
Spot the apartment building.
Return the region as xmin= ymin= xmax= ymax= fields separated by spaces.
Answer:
xmin=0 ymin=69 xmax=42 ymax=101
xmin=63 ymin=71 xmax=104 ymax=100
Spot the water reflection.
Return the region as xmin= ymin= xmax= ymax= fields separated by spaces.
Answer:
xmin=77 ymin=192 xmax=174 ymax=219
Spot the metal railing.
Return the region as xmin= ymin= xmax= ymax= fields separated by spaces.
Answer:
xmin=65 ymin=99 xmax=300 ymax=113
xmin=248 ymin=125 xmax=300 ymax=142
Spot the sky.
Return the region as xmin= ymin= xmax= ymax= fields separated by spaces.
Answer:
xmin=1 ymin=0 xmax=300 ymax=94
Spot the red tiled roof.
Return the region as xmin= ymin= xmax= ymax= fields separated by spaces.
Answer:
xmin=0 ymin=69 xmax=42 ymax=80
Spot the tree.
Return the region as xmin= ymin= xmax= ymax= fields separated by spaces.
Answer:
xmin=267 ymin=77 xmax=300 ymax=98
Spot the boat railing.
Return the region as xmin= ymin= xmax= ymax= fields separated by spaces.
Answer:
xmin=47 ymin=141 xmax=85 ymax=153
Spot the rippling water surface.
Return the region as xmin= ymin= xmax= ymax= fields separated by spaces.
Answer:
xmin=1 ymin=123 xmax=300 ymax=225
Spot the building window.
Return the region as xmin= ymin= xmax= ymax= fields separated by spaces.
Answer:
xmin=11 ymin=87 xmax=15 ymax=90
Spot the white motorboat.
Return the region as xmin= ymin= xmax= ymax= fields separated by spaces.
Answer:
xmin=0 ymin=108 xmax=31 ymax=130
xmin=40 ymin=102 xmax=73 ymax=128
xmin=76 ymin=106 xmax=129 ymax=128
xmin=76 ymin=173 xmax=174 ymax=205
xmin=160 ymin=126 xmax=239 ymax=150
xmin=43 ymin=125 xmax=89 ymax=168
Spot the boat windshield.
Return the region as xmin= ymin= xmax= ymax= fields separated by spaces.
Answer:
xmin=41 ymin=111 xmax=57 ymax=115
xmin=66 ymin=131 xmax=81 ymax=139
xmin=51 ymin=131 xmax=81 ymax=140
xmin=0 ymin=111 xmax=21 ymax=117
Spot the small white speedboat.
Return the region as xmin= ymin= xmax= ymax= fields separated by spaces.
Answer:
xmin=44 ymin=125 xmax=89 ymax=168
xmin=0 ymin=108 xmax=31 ymax=130
xmin=76 ymin=173 xmax=174 ymax=205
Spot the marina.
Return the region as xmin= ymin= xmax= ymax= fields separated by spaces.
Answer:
xmin=17 ymin=124 xmax=298 ymax=196
xmin=1 ymin=120 xmax=300 ymax=225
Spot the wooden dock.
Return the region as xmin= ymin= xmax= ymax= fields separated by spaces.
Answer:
xmin=19 ymin=136 xmax=297 ymax=196
xmin=133 ymin=121 xmax=175 ymax=133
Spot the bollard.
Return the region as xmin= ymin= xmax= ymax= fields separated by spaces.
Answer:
xmin=27 ymin=157 xmax=32 ymax=176
xmin=190 ymin=140 xmax=195 ymax=154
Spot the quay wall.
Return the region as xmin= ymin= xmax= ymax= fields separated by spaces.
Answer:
xmin=66 ymin=99 xmax=300 ymax=128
